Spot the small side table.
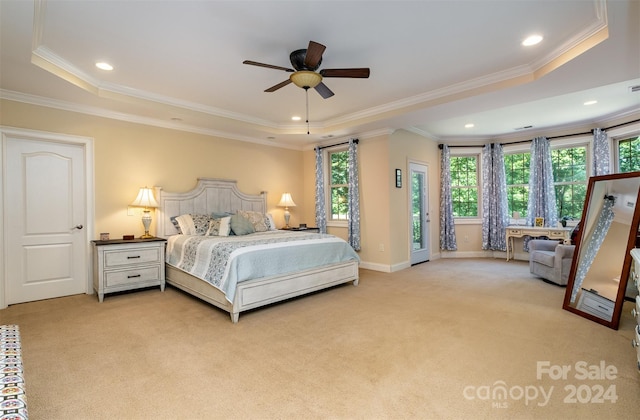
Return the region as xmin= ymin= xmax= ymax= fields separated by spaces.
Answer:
xmin=281 ymin=227 xmax=320 ymax=233
xmin=92 ymin=237 xmax=166 ymax=302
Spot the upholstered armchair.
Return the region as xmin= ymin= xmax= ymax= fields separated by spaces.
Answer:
xmin=529 ymin=239 xmax=576 ymax=286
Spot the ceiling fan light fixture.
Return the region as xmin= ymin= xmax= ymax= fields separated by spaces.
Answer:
xmin=290 ymin=71 xmax=322 ymax=89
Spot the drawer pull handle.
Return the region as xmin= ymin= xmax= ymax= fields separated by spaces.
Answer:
xmin=127 ymin=274 xmax=141 ymax=279
xmin=127 ymin=256 xmax=141 ymax=259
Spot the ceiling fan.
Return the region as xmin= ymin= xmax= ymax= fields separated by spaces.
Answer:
xmin=243 ymin=40 xmax=370 ymax=99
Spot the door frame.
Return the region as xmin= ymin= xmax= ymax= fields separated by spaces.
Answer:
xmin=0 ymin=126 xmax=95 ymax=309
xmin=408 ymin=160 xmax=430 ymax=264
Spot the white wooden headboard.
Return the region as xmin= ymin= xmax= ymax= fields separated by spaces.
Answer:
xmin=155 ymin=178 xmax=267 ymax=238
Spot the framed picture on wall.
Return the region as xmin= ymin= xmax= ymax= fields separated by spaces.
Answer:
xmin=395 ymin=169 xmax=402 ymax=188
xmin=534 ymin=217 xmax=544 ymax=227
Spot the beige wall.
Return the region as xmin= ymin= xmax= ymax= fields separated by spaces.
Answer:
xmin=1 ymin=100 xmax=303 ymax=239
xmin=1 ymin=99 xmax=487 ymax=270
xmin=387 ymin=130 xmax=441 ymax=266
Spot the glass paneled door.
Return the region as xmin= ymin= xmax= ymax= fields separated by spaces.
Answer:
xmin=410 ymin=162 xmax=430 ymax=265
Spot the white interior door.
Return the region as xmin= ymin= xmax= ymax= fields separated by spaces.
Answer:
xmin=4 ymin=134 xmax=88 ymax=304
xmin=410 ymin=162 xmax=430 ymax=265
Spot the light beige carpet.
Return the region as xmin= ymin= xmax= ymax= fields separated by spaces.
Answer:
xmin=1 ymin=258 xmax=638 ymax=419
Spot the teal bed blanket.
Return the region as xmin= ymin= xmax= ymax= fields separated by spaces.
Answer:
xmin=166 ymin=231 xmax=359 ymax=302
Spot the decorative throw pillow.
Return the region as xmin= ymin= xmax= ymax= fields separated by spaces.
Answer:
xmin=170 ymin=216 xmax=182 ymax=234
xmin=237 ymin=210 xmax=269 ymax=232
xmin=230 ymin=213 xmax=255 ymax=236
xmin=174 ymin=214 xmax=212 ymax=236
xmin=265 ymin=213 xmax=277 ymax=231
xmin=211 ymin=211 xmax=234 ymax=219
xmin=206 ymin=216 xmax=231 ymax=237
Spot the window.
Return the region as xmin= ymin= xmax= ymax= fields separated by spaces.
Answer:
xmin=328 ymin=149 xmax=349 ymax=221
xmin=449 ymin=155 xmax=478 ymax=217
xmin=552 ymin=146 xmax=587 ymax=220
xmin=504 ymin=145 xmax=587 ymax=221
xmin=618 ymin=135 xmax=640 ymax=172
xmin=505 ymin=152 xmax=530 ymax=219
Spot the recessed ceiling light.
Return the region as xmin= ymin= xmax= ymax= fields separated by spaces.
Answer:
xmin=291 ymin=116 xmax=302 ymax=121
xmin=464 ymin=123 xmax=475 ymax=128
xmin=95 ymin=62 xmax=113 ymax=71
xmin=583 ymin=100 xmax=598 ymax=106
xmin=522 ymin=35 xmax=543 ymax=46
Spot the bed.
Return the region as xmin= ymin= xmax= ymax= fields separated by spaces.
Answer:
xmin=155 ymin=178 xmax=360 ymax=322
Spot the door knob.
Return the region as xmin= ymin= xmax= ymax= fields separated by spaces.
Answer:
xmin=72 ymin=224 xmax=83 ymax=230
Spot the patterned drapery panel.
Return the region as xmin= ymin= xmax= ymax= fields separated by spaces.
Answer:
xmin=527 ymin=136 xmax=558 ymax=228
xmin=347 ymin=139 xmax=361 ymax=251
xmin=570 ymin=196 xmax=615 ymax=303
xmin=439 ymin=145 xmax=457 ymax=250
xmin=593 ymin=128 xmax=610 ymax=176
xmin=314 ymin=147 xmax=327 ymax=234
xmin=481 ymin=144 xmax=508 ymax=250
xmin=525 ymin=137 xmax=558 ymax=250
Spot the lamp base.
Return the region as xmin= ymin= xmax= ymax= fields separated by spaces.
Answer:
xmin=141 ymin=210 xmax=153 ymax=239
xmin=284 ymin=210 xmax=291 ymax=229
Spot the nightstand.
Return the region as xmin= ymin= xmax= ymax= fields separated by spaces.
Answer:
xmin=92 ymin=237 xmax=166 ymax=302
xmin=282 ymin=227 xmax=320 ymax=233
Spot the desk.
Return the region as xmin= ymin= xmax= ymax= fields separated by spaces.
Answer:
xmin=505 ymin=225 xmax=572 ymax=261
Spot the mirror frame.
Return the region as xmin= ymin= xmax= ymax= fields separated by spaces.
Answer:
xmin=562 ymin=171 xmax=640 ymax=329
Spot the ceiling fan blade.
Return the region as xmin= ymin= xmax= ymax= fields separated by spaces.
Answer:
xmin=320 ymin=68 xmax=370 ymax=78
xmin=304 ymin=41 xmax=326 ymax=69
xmin=265 ymin=79 xmax=292 ymax=92
xmin=243 ymin=60 xmax=294 ymax=72
xmin=314 ymin=82 xmax=334 ymax=99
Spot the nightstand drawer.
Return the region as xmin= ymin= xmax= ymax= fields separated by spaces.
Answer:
xmin=104 ymin=247 xmax=161 ymax=267
xmin=105 ymin=265 xmax=162 ymax=287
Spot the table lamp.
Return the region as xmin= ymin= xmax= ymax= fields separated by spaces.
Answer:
xmin=130 ymin=187 xmax=159 ymax=238
xmin=278 ymin=192 xmax=296 ymax=228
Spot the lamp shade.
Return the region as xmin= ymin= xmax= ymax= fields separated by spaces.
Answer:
xmin=130 ymin=187 xmax=158 ymax=209
xmin=290 ymin=71 xmax=322 ymax=89
xmin=278 ymin=193 xmax=297 ymax=208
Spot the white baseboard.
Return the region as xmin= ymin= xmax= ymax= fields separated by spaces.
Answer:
xmin=359 ymin=250 xmax=516 ymax=273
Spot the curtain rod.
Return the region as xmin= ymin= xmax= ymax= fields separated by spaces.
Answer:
xmin=437 ymin=118 xmax=640 ymax=149
xmin=315 ymin=138 xmax=359 ymax=151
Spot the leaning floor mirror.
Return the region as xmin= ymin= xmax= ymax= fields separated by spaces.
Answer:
xmin=563 ymin=171 xmax=640 ymax=329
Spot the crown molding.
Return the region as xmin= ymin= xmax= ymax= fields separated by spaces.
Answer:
xmin=30 ymin=0 xmax=611 ymax=135
xmin=0 ymin=89 xmax=304 ymax=151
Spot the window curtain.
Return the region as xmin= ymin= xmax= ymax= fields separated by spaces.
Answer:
xmin=524 ymin=137 xmax=558 ymax=250
xmin=439 ymin=145 xmax=457 ymax=250
xmin=527 ymin=136 xmax=558 ymax=228
xmin=314 ymin=147 xmax=327 ymax=234
xmin=570 ymin=196 xmax=615 ymax=303
xmin=347 ymin=139 xmax=361 ymax=251
xmin=592 ymin=128 xmax=610 ymax=176
xmin=481 ymin=143 xmax=508 ymax=250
